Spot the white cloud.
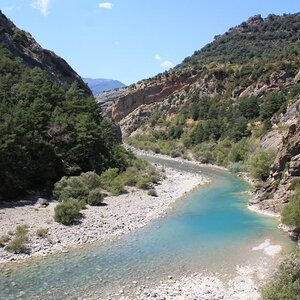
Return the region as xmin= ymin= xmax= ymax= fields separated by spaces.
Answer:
xmin=98 ymin=2 xmax=113 ymax=9
xmin=154 ymin=54 xmax=174 ymax=69
xmin=31 ymin=0 xmax=50 ymax=16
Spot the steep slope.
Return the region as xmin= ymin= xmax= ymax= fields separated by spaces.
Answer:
xmin=0 ymin=10 xmax=91 ymax=95
xmin=83 ymin=78 xmax=125 ymax=95
xmin=105 ymin=13 xmax=300 ymax=128
xmin=105 ymin=13 xmax=300 ymax=218
xmin=0 ymin=12 xmax=129 ymax=201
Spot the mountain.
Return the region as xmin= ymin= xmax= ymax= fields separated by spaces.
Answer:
xmin=0 ymin=10 xmax=91 ymax=95
xmin=83 ymin=78 xmax=126 ymax=95
xmin=0 ymin=11 xmax=128 ymax=200
xmin=101 ymin=13 xmax=300 ymax=232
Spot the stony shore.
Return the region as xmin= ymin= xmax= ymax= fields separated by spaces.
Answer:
xmin=0 ymin=164 xmax=209 ymax=264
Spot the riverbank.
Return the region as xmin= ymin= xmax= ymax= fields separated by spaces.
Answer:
xmin=0 ymin=164 xmax=209 ymax=264
xmin=131 ymin=265 xmax=265 ymax=300
xmin=130 ymin=146 xmax=282 ymax=219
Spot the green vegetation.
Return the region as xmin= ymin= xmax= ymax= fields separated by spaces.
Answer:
xmin=36 ymin=228 xmax=48 ymax=238
xmin=246 ymin=149 xmax=276 ymax=180
xmin=281 ymin=183 xmax=300 ymax=231
xmin=5 ymin=225 xmax=29 ymax=254
xmin=182 ymin=13 xmax=300 ymax=66
xmin=148 ymin=189 xmax=158 ymax=197
xmin=54 ymin=201 xmax=82 ymax=226
xmin=261 ymin=248 xmax=300 ymax=300
xmin=53 ymin=158 xmax=161 ymax=224
xmin=0 ymin=45 xmax=130 ymax=201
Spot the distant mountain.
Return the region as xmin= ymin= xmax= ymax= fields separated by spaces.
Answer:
xmin=83 ymin=78 xmax=126 ymax=95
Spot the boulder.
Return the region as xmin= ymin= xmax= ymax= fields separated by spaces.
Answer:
xmin=37 ymin=198 xmax=49 ymax=208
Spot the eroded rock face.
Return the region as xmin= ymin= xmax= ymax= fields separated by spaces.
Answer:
xmin=252 ymin=102 xmax=300 ymax=212
xmin=111 ymin=74 xmax=198 ymax=122
xmin=0 ymin=10 xmax=91 ymax=95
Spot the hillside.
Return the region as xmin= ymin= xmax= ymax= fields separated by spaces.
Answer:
xmin=0 ymin=12 xmax=129 ymax=201
xmin=0 ymin=10 xmax=91 ymax=95
xmin=104 ymin=13 xmax=300 ymax=234
xmin=83 ymin=78 xmax=125 ymax=95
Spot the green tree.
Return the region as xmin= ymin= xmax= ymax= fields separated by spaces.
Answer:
xmin=246 ymin=148 xmax=275 ymax=180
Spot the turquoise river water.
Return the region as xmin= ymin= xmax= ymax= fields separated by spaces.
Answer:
xmin=0 ymin=156 xmax=294 ymax=299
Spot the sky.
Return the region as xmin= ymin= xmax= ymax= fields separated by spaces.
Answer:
xmin=1 ymin=1 xmax=299 ymax=85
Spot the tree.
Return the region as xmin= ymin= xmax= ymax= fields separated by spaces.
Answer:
xmin=246 ymin=149 xmax=275 ymax=180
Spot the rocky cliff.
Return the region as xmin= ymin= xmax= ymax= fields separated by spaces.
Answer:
xmin=250 ymin=99 xmax=300 ymax=212
xmin=0 ymin=10 xmax=91 ymax=94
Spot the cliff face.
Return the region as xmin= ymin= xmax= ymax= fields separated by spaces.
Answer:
xmin=0 ymin=10 xmax=91 ymax=95
xmin=251 ymin=100 xmax=300 ymax=212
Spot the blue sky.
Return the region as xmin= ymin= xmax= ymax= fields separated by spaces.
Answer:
xmin=1 ymin=1 xmax=299 ymax=85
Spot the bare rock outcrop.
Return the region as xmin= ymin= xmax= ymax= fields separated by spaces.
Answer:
xmin=0 ymin=10 xmax=91 ymax=94
xmin=251 ymin=101 xmax=300 ymax=212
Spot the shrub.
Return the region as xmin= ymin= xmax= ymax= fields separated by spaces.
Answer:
xmin=5 ymin=236 xmax=28 ymax=254
xmin=87 ymin=188 xmax=104 ymax=206
xmin=109 ymin=178 xmax=124 ymax=196
xmin=54 ymin=201 xmax=81 ymax=225
xmin=53 ymin=176 xmax=89 ymax=203
xmin=227 ymin=162 xmax=246 ymax=173
xmin=148 ymin=189 xmax=158 ymax=197
xmin=5 ymin=225 xmax=29 ymax=254
xmin=136 ymin=177 xmax=151 ymax=190
xmin=53 ymin=172 xmax=103 ymax=206
xmin=281 ymin=186 xmax=300 ymax=230
xmin=246 ymin=148 xmax=275 ymax=180
xmin=80 ymin=172 xmax=102 ymax=190
xmin=261 ymin=248 xmax=300 ymax=300
xmin=36 ymin=228 xmax=48 ymax=238
xmin=100 ymin=168 xmax=119 ymax=189
xmin=290 ymin=177 xmax=300 ymax=191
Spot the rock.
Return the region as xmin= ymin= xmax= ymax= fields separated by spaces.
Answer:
xmin=37 ymin=198 xmax=49 ymax=207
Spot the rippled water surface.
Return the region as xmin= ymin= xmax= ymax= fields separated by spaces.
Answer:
xmin=0 ymin=157 xmax=293 ymax=299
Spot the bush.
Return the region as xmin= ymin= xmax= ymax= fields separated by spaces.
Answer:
xmin=53 ymin=172 xmax=103 ymax=205
xmin=246 ymin=148 xmax=275 ymax=180
xmin=5 ymin=225 xmax=29 ymax=254
xmin=136 ymin=177 xmax=151 ymax=190
xmin=109 ymin=178 xmax=124 ymax=196
xmin=36 ymin=228 xmax=48 ymax=238
xmin=281 ymin=186 xmax=300 ymax=230
xmin=5 ymin=236 xmax=28 ymax=254
xmin=53 ymin=176 xmax=89 ymax=203
xmin=227 ymin=162 xmax=246 ymax=173
xmin=261 ymin=248 xmax=300 ymax=300
xmin=100 ymin=168 xmax=119 ymax=189
xmin=87 ymin=188 xmax=104 ymax=206
xmin=54 ymin=201 xmax=81 ymax=225
xmin=80 ymin=172 xmax=102 ymax=190
xmin=148 ymin=189 xmax=158 ymax=197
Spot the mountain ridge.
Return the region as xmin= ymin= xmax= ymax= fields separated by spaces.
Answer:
xmin=0 ymin=10 xmax=91 ymax=95
xmin=83 ymin=78 xmax=126 ymax=95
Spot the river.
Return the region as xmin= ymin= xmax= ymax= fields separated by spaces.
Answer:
xmin=0 ymin=156 xmax=293 ymax=299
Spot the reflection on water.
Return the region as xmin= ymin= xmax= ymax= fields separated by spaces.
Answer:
xmin=0 ymin=157 xmax=293 ymax=299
